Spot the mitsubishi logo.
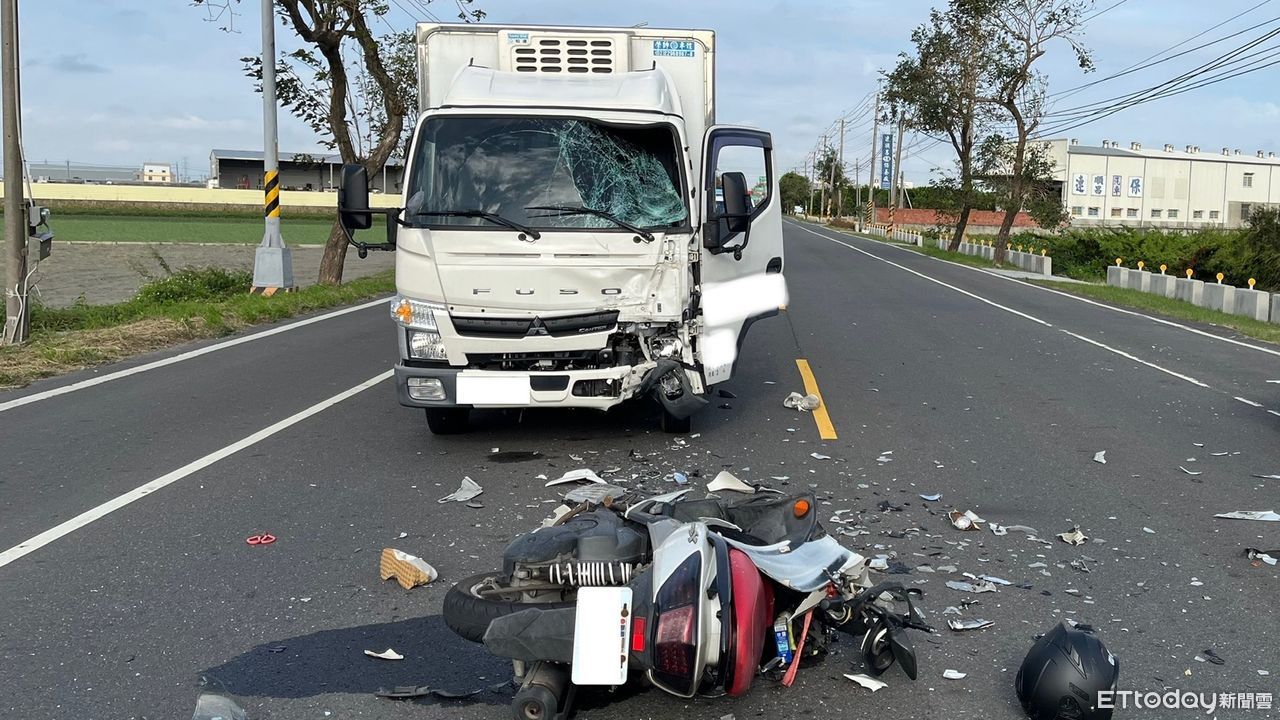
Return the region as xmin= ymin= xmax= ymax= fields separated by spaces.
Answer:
xmin=526 ymin=318 xmax=549 ymax=337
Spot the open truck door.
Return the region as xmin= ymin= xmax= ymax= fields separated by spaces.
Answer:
xmin=697 ymin=126 xmax=787 ymax=385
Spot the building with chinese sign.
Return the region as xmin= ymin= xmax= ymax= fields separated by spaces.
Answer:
xmin=1045 ymin=138 xmax=1280 ymax=229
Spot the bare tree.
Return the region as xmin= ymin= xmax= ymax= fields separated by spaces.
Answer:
xmin=970 ymin=0 xmax=1093 ymax=264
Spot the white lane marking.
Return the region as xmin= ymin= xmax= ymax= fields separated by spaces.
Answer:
xmin=1269 ymin=410 xmax=1280 ymax=417
xmin=1059 ymin=329 xmax=1209 ymax=387
xmin=788 ymin=222 xmax=1218 ymax=392
xmin=800 ymin=219 xmax=1280 ymax=360
xmin=1235 ymin=396 xmax=1263 ymax=407
xmin=789 ymin=224 xmax=1052 ymax=327
xmin=0 ymin=297 xmax=390 ymax=414
xmin=0 ymin=369 xmax=393 ymax=569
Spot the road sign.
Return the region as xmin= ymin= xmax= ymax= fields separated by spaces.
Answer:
xmin=879 ymin=133 xmax=894 ymax=190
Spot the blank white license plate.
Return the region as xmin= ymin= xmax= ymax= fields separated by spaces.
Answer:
xmin=455 ymin=375 xmax=530 ymax=405
xmin=571 ymin=587 xmax=632 ymax=686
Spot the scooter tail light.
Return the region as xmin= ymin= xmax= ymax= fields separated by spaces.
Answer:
xmin=650 ymin=553 xmax=702 ymax=696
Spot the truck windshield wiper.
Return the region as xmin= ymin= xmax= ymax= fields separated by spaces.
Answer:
xmin=408 ymin=209 xmax=541 ymax=239
xmin=525 ymin=204 xmax=655 ymax=243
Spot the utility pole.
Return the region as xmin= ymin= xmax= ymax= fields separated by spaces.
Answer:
xmin=854 ymin=158 xmax=861 ymax=228
xmin=251 ymin=0 xmax=295 ymax=294
xmin=2 ymin=0 xmax=28 ymax=344
xmin=836 ymin=117 xmax=846 ymax=220
xmin=869 ymin=91 xmax=879 ymax=225
xmin=817 ymin=134 xmax=827 ymax=220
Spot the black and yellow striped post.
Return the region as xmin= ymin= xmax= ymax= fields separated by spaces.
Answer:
xmin=250 ymin=0 xmax=295 ymax=295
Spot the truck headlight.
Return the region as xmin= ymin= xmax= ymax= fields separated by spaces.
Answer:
xmin=407 ymin=329 xmax=447 ymax=360
xmin=391 ymin=295 xmax=444 ymax=331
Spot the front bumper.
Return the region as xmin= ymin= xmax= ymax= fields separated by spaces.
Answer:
xmin=394 ymin=363 xmax=642 ymax=411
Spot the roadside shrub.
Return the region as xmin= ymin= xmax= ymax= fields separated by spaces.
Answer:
xmin=134 ymin=267 xmax=252 ymax=304
xmin=1021 ymin=226 xmax=1253 ymax=285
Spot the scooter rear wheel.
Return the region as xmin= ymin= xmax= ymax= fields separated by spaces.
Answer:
xmin=512 ymin=685 xmax=558 ymax=720
xmin=443 ymin=572 xmax=573 ymax=643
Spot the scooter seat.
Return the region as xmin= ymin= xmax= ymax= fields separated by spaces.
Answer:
xmin=726 ymin=548 xmax=773 ymax=696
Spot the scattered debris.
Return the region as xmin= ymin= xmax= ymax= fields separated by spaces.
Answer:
xmin=718 ymin=389 xmax=737 ymax=398
xmin=1178 ymin=466 xmax=1202 ymax=476
xmin=379 ymin=548 xmax=438 ymax=590
xmin=1246 ymin=548 xmax=1279 ymax=566
xmin=1093 ymin=451 xmax=1107 ymax=464
xmin=876 ymin=455 xmax=893 ymax=464
xmin=1215 ymin=510 xmax=1280 ymax=522
xmin=990 ymin=523 xmax=1038 ymax=537
xmin=947 ymin=618 xmax=995 ymax=631
xmin=1142 ymin=527 xmax=1156 ymax=534
xmin=783 ymin=392 xmax=821 ymax=411
xmin=466 ymin=501 xmax=484 ymax=509
xmin=1252 ymin=474 xmax=1280 ymax=480
xmin=843 ymin=674 xmax=888 ymax=692
xmin=667 ymin=472 xmax=689 ymax=485
xmin=364 ymin=648 xmax=404 ymax=661
xmin=810 ymin=452 xmax=831 ymax=460
xmin=947 ymin=580 xmax=998 ymax=594
xmin=978 ymin=575 xmax=1012 ymax=586
xmin=245 ymin=533 xmax=276 ymax=546
xmin=943 ymin=669 xmax=967 ymax=680
xmin=948 ymin=510 xmax=986 ymax=531
xmin=1203 ymin=649 xmax=1226 ymax=666
xmin=564 ymin=484 xmax=627 ymax=505
xmin=1058 ymin=527 xmax=1088 ymax=546
xmin=546 ymin=469 xmax=605 ymax=486
xmin=878 ymin=500 xmax=904 ymax=512
xmin=438 ymin=477 xmax=483 ymax=503
xmin=920 ymin=493 xmax=942 ymax=502
xmin=708 ymin=471 xmax=756 ymax=494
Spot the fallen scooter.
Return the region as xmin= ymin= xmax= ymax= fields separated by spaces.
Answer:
xmin=442 ymin=483 xmax=933 ymax=719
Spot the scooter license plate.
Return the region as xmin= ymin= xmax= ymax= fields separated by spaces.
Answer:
xmin=571 ymin=587 xmax=633 ymax=686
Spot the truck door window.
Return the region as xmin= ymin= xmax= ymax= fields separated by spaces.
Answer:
xmin=406 ymin=117 xmax=689 ymax=232
xmin=713 ymin=146 xmax=769 ymax=213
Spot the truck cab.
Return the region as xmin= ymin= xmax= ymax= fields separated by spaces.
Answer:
xmin=339 ymin=24 xmax=785 ymax=434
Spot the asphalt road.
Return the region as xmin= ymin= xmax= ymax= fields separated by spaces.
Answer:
xmin=1 ymin=219 xmax=1277 ymax=719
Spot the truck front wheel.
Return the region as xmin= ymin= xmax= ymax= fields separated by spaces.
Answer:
xmin=425 ymin=407 xmax=471 ymax=435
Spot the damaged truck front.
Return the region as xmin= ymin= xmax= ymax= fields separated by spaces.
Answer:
xmin=339 ymin=24 xmax=785 ymax=434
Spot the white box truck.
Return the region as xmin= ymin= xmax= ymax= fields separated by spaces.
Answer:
xmin=338 ymin=23 xmax=786 ymax=434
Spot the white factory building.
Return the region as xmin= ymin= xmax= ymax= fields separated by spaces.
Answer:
xmin=1046 ymin=138 xmax=1280 ymax=229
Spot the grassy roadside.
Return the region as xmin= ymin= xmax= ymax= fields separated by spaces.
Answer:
xmin=1029 ymin=280 xmax=1280 ymax=345
xmin=1 ymin=270 xmax=395 ymax=389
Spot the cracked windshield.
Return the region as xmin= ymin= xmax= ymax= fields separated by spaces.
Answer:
xmin=406 ymin=117 xmax=688 ymax=230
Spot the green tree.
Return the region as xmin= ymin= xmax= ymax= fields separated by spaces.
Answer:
xmin=884 ymin=2 xmax=997 ymax=250
xmin=813 ymin=148 xmax=847 ymax=217
xmin=196 ymin=0 xmax=481 ymax=284
xmin=779 ymin=172 xmax=811 ymax=215
xmin=968 ymin=0 xmax=1094 ymax=264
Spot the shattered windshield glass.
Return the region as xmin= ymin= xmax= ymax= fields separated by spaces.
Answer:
xmin=406 ymin=117 xmax=688 ymax=231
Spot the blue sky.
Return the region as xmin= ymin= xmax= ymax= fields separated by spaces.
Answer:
xmin=12 ymin=0 xmax=1280 ymax=184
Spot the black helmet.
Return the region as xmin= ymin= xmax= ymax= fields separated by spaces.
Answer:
xmin=1015 ymin=621 xmax=1119 ymax=720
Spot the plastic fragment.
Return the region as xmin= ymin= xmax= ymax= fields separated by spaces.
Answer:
xmin=668 ymin=472 xmax=689 ymax=485
xmin=810 ymin=452 xmax=831 ymax=460
xmin=564 ymin=484 xmax=627 ymax=505
xmin=943 ymin=669 xmax=967 ymax=680
xmin=947 ymin=618 xmax=994 ymax=631
xmin=1178 ymin=466 xmax=1202 ymax=476
xmin=783 ymin=392 xmax=821 ymax=411
xmin=990 ymin=523 xmax=1038 ymax=537
xmin=1252 ymin=474 xmax=1280 ymax=480
xmin=546 ymin=468 xmax=605 ymax=486
xmin=1142 ymin=527 xmax=1155 ymax=534
xmin=364 ymin=648 xmax=404 ymax=661
xmin=946 ymin=580 xmax=997 ymax=594
xmin=708 ymin=470 xmax=755 ymax=494
xmin=1203 ymin=649 xmax=1225 ymax=666
xmin=1093 ymin=451 xmax=1107 ymax=464
xmin=920 ymin=493 xmax=942 ymax=501
xmin=1246 ymin=548 xmax=1279 ymax=566
xmin=1214 ymin=510 xmax=1280 ymax=522
xmin=379 ymin=548 xmax=438 ymax=590
xmin=843 ymin=673 xmax=887 ymax=691
xmin=438 ymin=477 xmax=483 ymax=503
xmin=948 ymin=510 xmax=986 ymax=531
xmin=1058 ymin=527 xmax=1088 ymax=545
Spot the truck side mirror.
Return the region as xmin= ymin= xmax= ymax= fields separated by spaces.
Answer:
xmin=720 ymin=171 xmax=751 ymax=234
xmin=338 ymin=164 xmax=373 ymax=231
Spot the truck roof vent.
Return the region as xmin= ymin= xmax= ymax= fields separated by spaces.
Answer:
xmin=512 ymin=36 xmax=616 ymax=74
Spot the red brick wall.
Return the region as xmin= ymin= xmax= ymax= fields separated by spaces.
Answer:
xmin=891 ymin=208 xmax=1037 ymax=228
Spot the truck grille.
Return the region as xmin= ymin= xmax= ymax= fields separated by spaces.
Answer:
xmin=452 ymin=311 xmax=619 ymax=338
xmin=514 ymin=37 xmax=616 ymax=74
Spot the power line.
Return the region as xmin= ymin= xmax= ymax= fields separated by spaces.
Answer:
xmin=1082 ymin=0 xmax=1134 ymax=23
xmin=1049 ymin=3 xmax=1278 ymax=102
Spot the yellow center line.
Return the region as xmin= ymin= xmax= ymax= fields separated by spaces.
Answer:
xmin=794 ymin=358 xmax=838 ymax=440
